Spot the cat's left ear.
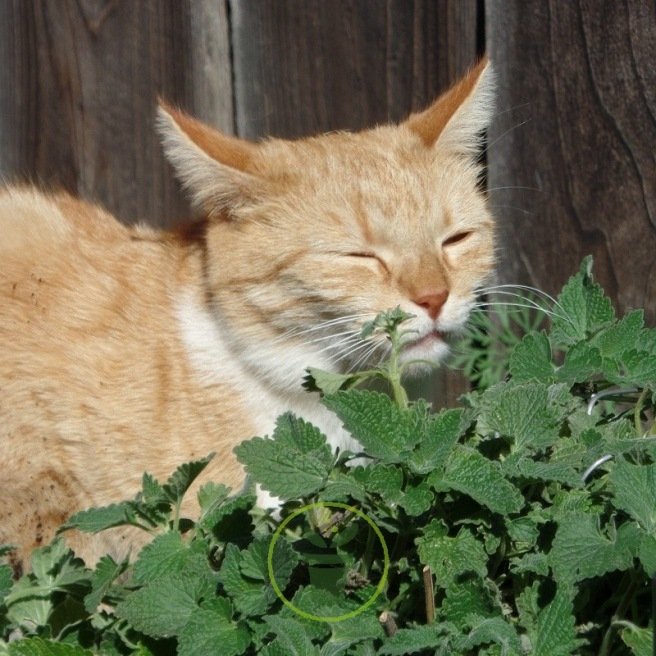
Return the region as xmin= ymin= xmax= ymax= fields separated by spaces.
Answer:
xmin=157 ymin=102 xmax=260 ymax=219
xmin=405 ymin=57 xmax=494 ymax=156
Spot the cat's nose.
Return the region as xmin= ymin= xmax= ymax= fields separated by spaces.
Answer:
xmin=414 ymin=290 xmax=449 ymax=320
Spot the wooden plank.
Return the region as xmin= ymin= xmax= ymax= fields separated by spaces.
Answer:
xmin=230 ymin=0 xmax=482 ymax=406
xmin=0 ymin=0 xmax=233 ymax=227
xmin=487 ymin=0 xmax=656 ymax=322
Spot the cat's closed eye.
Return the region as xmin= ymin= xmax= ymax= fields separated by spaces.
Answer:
xmin=345 ymin=251 xmax=389 ymax=272
xmin=442 ymin=230 xmax=473 ymax=247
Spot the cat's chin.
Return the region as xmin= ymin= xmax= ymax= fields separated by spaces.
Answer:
xmin=399 ymin=330 xmax=451 ymax=371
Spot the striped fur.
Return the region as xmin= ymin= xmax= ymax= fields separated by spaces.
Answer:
xmin=0 ymin=60 xmax=495 ymax=571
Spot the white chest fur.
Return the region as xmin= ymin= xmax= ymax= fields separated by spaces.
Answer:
xmin=174 ymin=292 xmax=359 ymax=455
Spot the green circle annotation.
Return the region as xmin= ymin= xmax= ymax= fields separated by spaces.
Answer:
xmin=267 ymin=501 xmax=390 ymax=623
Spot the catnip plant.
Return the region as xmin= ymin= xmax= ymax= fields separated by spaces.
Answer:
xmin=1 ymin=257 xmax=654 ymax=656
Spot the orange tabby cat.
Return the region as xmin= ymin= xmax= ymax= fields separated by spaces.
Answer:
xmin=0 ymin=60 xmax=495 ymax=572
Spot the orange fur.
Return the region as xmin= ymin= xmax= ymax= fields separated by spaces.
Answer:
xmin=0 ymin=60 xmax=496 ymax=571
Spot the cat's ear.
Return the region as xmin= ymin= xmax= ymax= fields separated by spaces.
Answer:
xmin=157 ymin=102 xmax=259 ymax=218
xmin=406 ymin=58 xmax=494 ymax=156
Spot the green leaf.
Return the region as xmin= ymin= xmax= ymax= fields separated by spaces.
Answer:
xmin=322 ymin=391 xmax=427 ymax=462
xmin=610 ymin=460 xmax=656 ymax=533
xmin=304 ymin=368 xmax=362 ymax=395
xmin=378 ymin=624 xmax=452 ymax=655
xmin=398 ymin=481 xmax=434 ymax=517
xmin=7 ymin=639 xmax=93 ymax=656
xmin=416 ymin=521 xmax=487 ymax=587
xmin=363 ymin=464 xmax=403 ymax=502
xmin=0 ymin=564 xmax=12 ymax=603
xmin=217 ymin=540 xmax=295 ymax=618
xmin=197 ymin=482 xmax=231 ymax=514
xmin=532 ymin=589 xmax=581 ymax=656
xmin=638 ymin=534 xmax=656 ymax=576
xmin=509 ymin=332 xmax=554 ymax=382
xmin=550 ymin=512 xmax=639 ymax=583
xmin=163 ymin=454 xmax=214 ymax=504
xmin=407 ymin=409 xmax=470 ymax=475
xmin=320 ymin=474 xmax=366 ymax=502
xmin=479 ymin=382 xmax=561 ymax=453
xmin=240 ymin=535 xmax=298 ymax=588
xmin=440 ymin=579 xmax=500 ymax=629
xmin=264 ymin=615 xmax=320 ymax=655
xmin=235 ymin=414 xmax=333 ymax=499
xmin=115 ymin=568 xmax=215 ymax=638
xmin=84 ymin=555 xmax=127 ymax=613
xmin=133 ymin=532 xmax=209 ymax=586
xmin=454 ymin=615 xmax=522 ymax=653
xmin=60 ymin=503 xmax=137 ymax=534
xmin=178 ymin=602 xmax=250 ymax=656
xmin=592 ymin=309 xmax=644 ymax=357
xmin=620 ymin=624 xmax=653 ymax=656
xmin=551 ymin=256 xmax=614 ymax=345
xmin=433 ymin=446 xmax=523 ymax=515
xmin=556 ymin=342 xmax=602 ymax=384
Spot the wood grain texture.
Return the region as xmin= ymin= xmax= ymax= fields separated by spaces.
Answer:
xmin=0 ymin=0 xmax=233 ymax=227
xmin=230 ymin=0 xmax=482 ymax=405
xmin=230 ymin=0 xmax=481 ymax=139
xmin=487 ymin=0 xmax=656 ymax=322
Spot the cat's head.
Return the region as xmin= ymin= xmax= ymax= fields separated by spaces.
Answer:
xmin=158 ymin=59 xmax=495 ymax=389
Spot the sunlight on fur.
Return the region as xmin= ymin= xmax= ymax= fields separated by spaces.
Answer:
xmin=0 ymin=59 xmax=496 ymax=571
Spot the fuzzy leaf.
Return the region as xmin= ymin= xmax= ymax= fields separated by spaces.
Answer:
xmin=610 ymin=460 xmax=656 ymax=533
xmin=407 ymin=409 xmax=470 ymax=475
xmin=7 ymin=639 xmax=93 ymax=656
xmin=620 ymin=624 xmax=653 ymax=656
xmin=178 ymin=602 xmax=250 ymax=656
xmin=509 ymin=332 xmax=554 ymax=382
xmin=377 ymin=624 xmax=452 ymax=655
xmin=115 ymin=568 xmax=215 ymax=638
xmin=550 ymin=513 xmax=639 ymax=583
xmin=592 ymin=309 xmax=644 ymax=357
xmin=84 ymin=555 xmax=127 ymax=613
xmin=163 ymin=454 xmax=214 ymax=504
xmin=304 ymin=368 xmax=361 ymax=395
xmin=235 ymin=414 xmax=333 ymax=499
xmin=61 ymin=503 xmax=136 ymax=534
xmin=434 ymin=446 xmax=523 ymax=515
xmin=416 ymin=521 xmax=487 ymax=587
xmin=532 ymin=589 xmax=581 ymax=656
xmin=556 ymin=342 xmax=602 ymax=384
xmin=322 ymin=391 xmax=427 ymax=462
xmin=264 ymin=615 xmax=320 ymax=655
xmin=479 ymin=382 xmax=562 ymax=453
xmin=133 ymin=532 xmax=209 ymax=586
xmin=551 ymin=256 xmax=614 ymax=345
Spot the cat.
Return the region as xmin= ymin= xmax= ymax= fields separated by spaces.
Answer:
xmin=0 ymin=59 xmax=495 ymax=573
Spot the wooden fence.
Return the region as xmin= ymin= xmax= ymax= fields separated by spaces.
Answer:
xmin=1 ymin=0 xmax=654 ymax=403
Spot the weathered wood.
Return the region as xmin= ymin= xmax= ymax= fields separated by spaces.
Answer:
xmin=0 ymin=0 xmax=233 ymax=227
xmin=230 ymin=0 xmax=481 ymax=137
xmin=229 ymin=0 xmax=482 ymax=405
xmin=487 ymin=0 xmax=656 ymax=322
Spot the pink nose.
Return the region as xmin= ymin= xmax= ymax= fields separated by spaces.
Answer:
xmin=414 ymin=290 xmax=449 ymax=320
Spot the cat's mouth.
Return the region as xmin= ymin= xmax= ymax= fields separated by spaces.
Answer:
xmin=401 ymin=329 xmax=446 ymax=350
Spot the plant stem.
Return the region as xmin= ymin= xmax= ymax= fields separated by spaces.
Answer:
xmin=387 ymin=332 xmax=409 ymax=408
xmin=634 ymin=388 xmax=648 ymax=436
xmin=423 ymin=565 xmax=435 ymax=624
xmin=598 ymin=571 xmax=639 ymax=656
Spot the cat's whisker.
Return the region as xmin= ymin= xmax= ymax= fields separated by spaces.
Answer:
xmin=476 ymin=284 xmax=571 ymax=323
xmin=313 ymin=333 xmax=363 ymax=357
xmin=485 ymin=184 xmax=543 ymax=194
xmin=272 ymin=314 xmax=369 ymax=343
xmin=346 ymin=340 xmax=386 ymax=372
xmin=480 ymin=117 xmax=532 ymax=158
xmin=472 ymin=300 xmax=565 ymax=323
xmin=305 ymin=329 xmax=361 ymax=346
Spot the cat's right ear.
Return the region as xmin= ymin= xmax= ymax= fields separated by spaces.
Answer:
xmin=157 ymin=102 xmax=259 ymax=219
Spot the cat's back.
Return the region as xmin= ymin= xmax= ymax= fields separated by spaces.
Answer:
xmin=0 ymin=186 xmax=132 ymax=263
